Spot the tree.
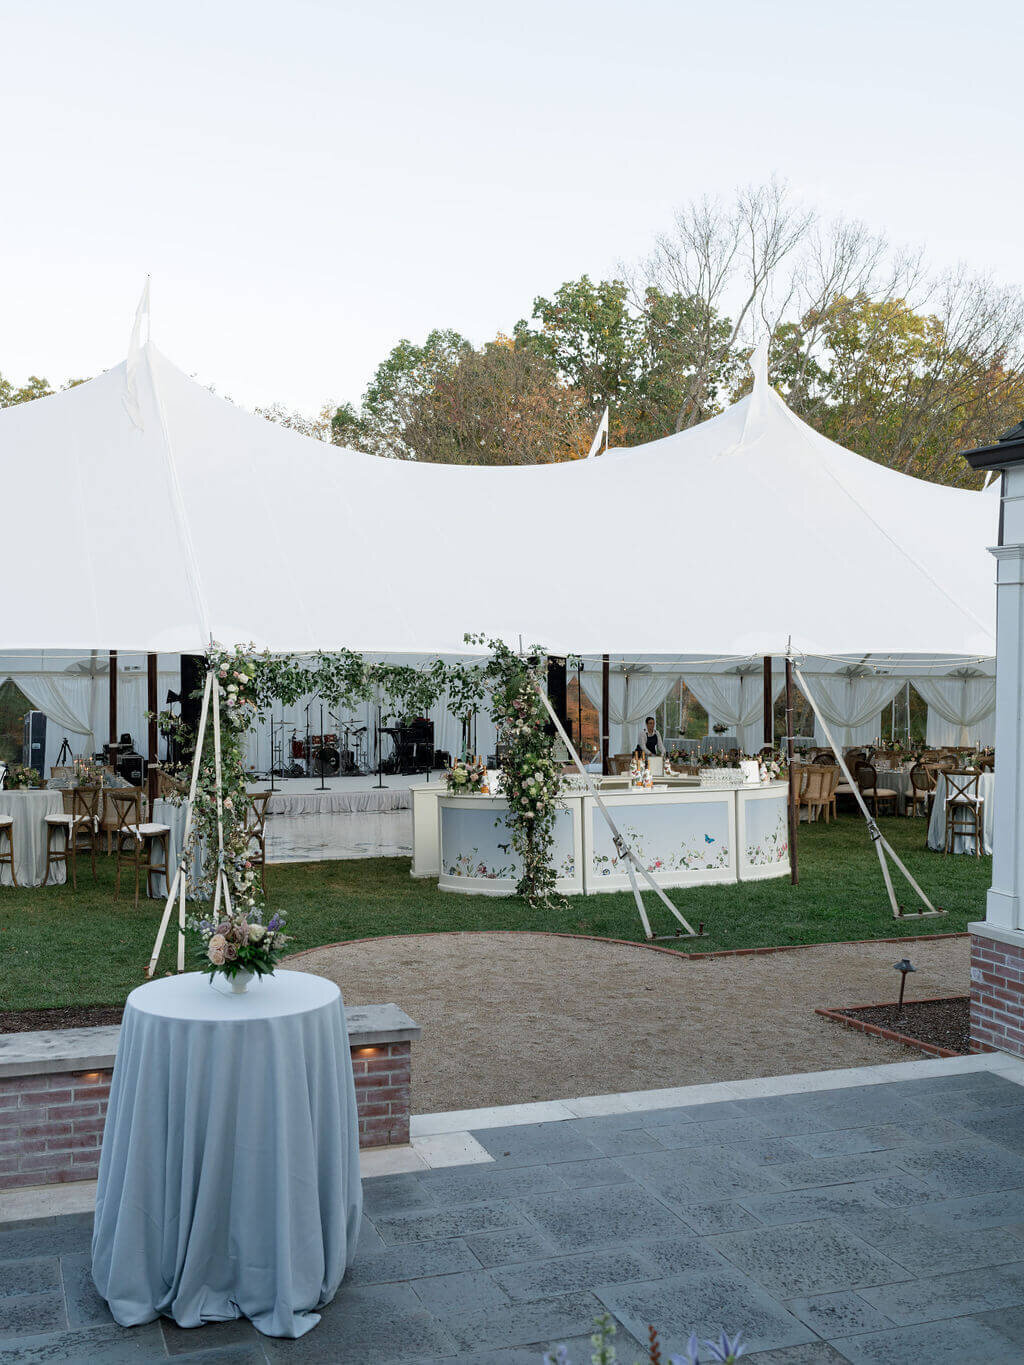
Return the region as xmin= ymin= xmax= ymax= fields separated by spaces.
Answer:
xmin=637 ymin=178 xmax=813 ymax=429
xmin=340 ymin=329 xmax=472 ymax=459
xmin=513 ymin=276 xmax=643 ymax=412
xmin=255 ymin=399 xmax=338 ymax=443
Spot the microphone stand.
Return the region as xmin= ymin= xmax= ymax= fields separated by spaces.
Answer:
xmin=375 ymin=700 xmax=386 ymax=789
xmin=318 ymin=702 xmax=327 ymax=791
xmin=269 ymin=713 xmax=277 ymax=792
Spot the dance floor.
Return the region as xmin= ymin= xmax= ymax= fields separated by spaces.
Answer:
xmin=248 ymin=772 xmax=443 ymax=863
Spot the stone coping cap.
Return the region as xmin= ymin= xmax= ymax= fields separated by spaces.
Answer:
xmin=0 ymin=1003 xmax=420 ymax=1079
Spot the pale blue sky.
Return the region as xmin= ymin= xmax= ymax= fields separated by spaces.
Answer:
xmin=1 ymin=0 xmax=1021 ymax=414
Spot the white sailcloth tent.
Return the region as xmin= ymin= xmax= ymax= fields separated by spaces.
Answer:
xmin=0 ymin=330 xmax=998 ymax=660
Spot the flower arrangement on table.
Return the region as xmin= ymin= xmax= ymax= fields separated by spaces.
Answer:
xmin=188 ymin=906 xmax=290 ymax=985
xmin=445 ymin=756 xmax=488 ymax=794
xmin=72 ymin=756 xmax=106 ymax=787
xmin=2 ymin=763 xmax=44 ymax=789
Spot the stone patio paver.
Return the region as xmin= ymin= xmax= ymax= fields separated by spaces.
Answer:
xmin=5 ymin=1068 xmax=1024 ymax=1360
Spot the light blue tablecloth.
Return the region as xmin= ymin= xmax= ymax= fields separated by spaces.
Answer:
xmin=92 ymin=970 xmax=362 ymax=1338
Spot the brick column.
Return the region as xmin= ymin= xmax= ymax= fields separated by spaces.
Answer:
xmin=0 ymin=1002 xmax=421 ymax=1190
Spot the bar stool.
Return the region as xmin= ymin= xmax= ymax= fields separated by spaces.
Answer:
xmin=110 ymin=791 xmax=171 ymax=906
xmin=44 ymin=786 xmax=102 ymax=890
xmin=0 ymin=815 xmax=16 ymax=887
xmin=44 ymin=812 xmax=75 ymax=888
xmin=944 ymin=771 xmax=985 ymax=856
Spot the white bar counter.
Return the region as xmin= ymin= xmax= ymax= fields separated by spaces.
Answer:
xmin=413 ymin=779 xmax=789 ymax=896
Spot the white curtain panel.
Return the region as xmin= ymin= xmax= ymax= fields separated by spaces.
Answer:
xmin=581 ymin=670 xmax=679 ymax=755
xmin=802 ymin=672 xmax=903 ymax=748
xmin=916 ymin=676 xmax=997 ymax=747
xmin=683 ymin=673 xmax=784 ymax=753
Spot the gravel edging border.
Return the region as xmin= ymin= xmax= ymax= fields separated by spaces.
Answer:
xmin=815 ymin=995 xmax=976 ymax=1058
xmin=285 ymin=926 xmax=970 ymax=966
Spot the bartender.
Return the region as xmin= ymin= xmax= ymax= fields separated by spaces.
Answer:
xmin=639 ymin=716 xmax=664 ymax=756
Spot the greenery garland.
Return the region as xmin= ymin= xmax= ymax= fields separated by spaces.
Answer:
xmin=467 ymin=634 xmax=565 ymax=909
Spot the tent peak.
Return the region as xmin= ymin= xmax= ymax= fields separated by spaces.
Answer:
xmin=749 ymin=336 xmax=770 ymax=391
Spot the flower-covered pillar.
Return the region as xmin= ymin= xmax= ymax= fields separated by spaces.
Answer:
xmin=962 ymin=419 xmax=1024 ymax=1054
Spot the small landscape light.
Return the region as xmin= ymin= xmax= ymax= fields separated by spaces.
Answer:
xmin=893 ymin=957 xmax=916 ymax=1015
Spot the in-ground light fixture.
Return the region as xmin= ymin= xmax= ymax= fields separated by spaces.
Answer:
xmin=893 ymin=958 xmax=916 ymax=1017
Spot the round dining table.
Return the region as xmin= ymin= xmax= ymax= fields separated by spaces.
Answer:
xmin=0 ymin=788 xmax=66 ymax=886
xmin=91 ymin=970 xmax=362 ymax=1339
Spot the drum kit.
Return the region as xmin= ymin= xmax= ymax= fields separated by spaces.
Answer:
xmin=270 ymin=712 xmax=369 ymax=779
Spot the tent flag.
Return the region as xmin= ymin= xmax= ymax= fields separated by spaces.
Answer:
xmin=0 ymin=337 xmax=998 ymax=658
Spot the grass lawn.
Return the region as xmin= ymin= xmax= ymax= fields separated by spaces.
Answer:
xmin=0 ymin=815 xmax=989 ymax=1011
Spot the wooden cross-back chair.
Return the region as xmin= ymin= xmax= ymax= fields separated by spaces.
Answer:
xmin=109 ymin=789 xmax=171 ymax=906
xmin=943 ymin=770 xmax=986 ymax=857
xmin=44 ymin=785 xmax=101 ymax=889
xmin=244 ymin=791 xmax=271 ymax=891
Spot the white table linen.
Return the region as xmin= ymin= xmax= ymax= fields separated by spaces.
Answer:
xmin=0 ymin=789 xmax=66 ymax=886
xmin=927 ymin=772 xmax=994 ymax=854
xmin=92 ymin=970 xmax=362 ymax=1338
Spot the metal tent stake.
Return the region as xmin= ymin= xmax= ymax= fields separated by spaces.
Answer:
xmin=532 ymin=678 xmax=699 ymax=941
xmin=792 ymin=660 xmax=944 ymax=920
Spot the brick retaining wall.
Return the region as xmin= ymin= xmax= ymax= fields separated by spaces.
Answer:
xmin=971 ymin=930 xmax=1024 ymax=1055
xmin=0 ymin=1004 xmax=420 ymax=1191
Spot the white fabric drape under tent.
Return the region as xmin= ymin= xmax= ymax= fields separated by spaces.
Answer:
xmin=579 ymin=668 xmax=678 ymax=756
xmin=803 ymin=671 xmax=903 ymax=749
xmin=682 ymin=671 xmax=785 ymax=754
xmin=916 ymin=673 xmax=997 ymax=748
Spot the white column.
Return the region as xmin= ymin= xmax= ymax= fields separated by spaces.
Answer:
xmin=986 ymin=541 xmax=1024 ymax=930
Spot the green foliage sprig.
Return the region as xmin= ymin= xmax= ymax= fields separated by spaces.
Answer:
xmin=467 ymin=633 xmax=564 ymax=910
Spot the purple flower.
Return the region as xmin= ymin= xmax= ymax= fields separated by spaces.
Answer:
xmin=267 ymin=913 xmax=282 ymax=932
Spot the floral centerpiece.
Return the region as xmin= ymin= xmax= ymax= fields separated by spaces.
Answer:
xmin=72 ymin=756 xmax=106 ymax=787
xmin=2 ymin=763 xmax=44 ymax=789
xmin=445 ymin=756 xmax=488 ymax=794
xmin=188 ymin=906 xmax=289 ymax=991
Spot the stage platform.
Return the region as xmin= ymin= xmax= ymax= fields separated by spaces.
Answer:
xmin=247 ymin=772 xmax=443 ymax=863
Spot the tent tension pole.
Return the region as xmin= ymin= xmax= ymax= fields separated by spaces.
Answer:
xmin=532 ymin=673 xmax=699 ymax=941
xmin=792 ymin=661 xmax=943 ymax=920
xmin=147 ymin=668 xmax=215 ymax=976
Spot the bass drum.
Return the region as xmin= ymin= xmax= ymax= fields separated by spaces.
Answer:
xmin=312 ymin=745 xmax=341 ymax=776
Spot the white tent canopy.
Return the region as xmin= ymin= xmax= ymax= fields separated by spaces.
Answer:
xmin=0 ymin=332 xmax=998 ymax=659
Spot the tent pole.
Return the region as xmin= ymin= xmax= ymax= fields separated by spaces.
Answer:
xmin=532 ymin=677 xmax=698 ymax=939
xmin=793 ymin=662 xmax=943 ymax=919
xmin=785 ymin=652 xmax=799 ymax=885
xmin=763 ymin=656 xmax=773 ymax=748
xmin=601 ymin=654 xmax=610 ymax=775
xmin=147 ymin=669 xmax=214 ymax=976
xmin=147 ymin=653 xmax=158 ymax=819
xmin=108 ymin=650 xmax=117 ymax=748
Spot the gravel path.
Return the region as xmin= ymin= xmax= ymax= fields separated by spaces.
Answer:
xmin=286 ymin=931 xmax=970 ymax=1113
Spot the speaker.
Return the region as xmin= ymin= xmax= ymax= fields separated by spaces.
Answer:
xmin=545 ymin=656 xmax=572 ymax=745
xmin=118 ymin=752 xmax=146 ymax=786
xmin=22 ymin=711 xmax=46 ymax=776
xmin=178 ymin=655 xmax=206 ymax=765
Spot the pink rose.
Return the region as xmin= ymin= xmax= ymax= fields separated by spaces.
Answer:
xmin=207 ymin=934 xmax=227 ymax=965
